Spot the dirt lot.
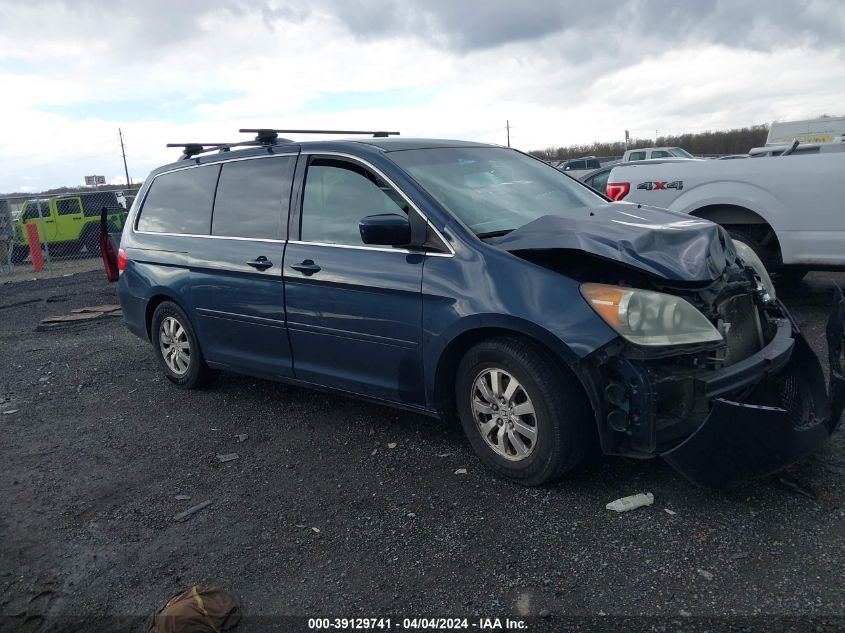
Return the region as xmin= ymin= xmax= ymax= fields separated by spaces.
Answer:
xmin=1 ymin=270 xmax=844 ymax=631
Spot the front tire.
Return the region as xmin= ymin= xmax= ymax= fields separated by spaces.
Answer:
xmin=729 ymin=229 xmax=807 ymax=285
xmin=151 ymin=301 xmax=218 ymax=389
xmin=455 ymin=337 xmax=591 ymax=486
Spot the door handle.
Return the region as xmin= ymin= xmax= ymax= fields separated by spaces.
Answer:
xmin=246 ymin=256 xmax=273 ymax=270
xmin=291 ymin=259 xmax=321 ymax=275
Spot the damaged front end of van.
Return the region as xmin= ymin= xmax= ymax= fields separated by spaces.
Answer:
xmin=495 ymin=209 xmax=845 ymax=488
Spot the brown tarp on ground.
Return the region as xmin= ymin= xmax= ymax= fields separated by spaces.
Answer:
xmin=146 ymin=586 xmax=241 ymax=633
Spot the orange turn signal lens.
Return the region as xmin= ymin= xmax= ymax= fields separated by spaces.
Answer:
xmin=580 ymin=284 xmax=624 ymax=330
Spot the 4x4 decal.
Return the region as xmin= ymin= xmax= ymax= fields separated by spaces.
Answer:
xmin=637 ymin=180 xmax=683 ymax=191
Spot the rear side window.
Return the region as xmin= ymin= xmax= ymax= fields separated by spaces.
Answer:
xmin=586 ymin=169 xmax=610 ymax=193
xmin=137 ymin=165 xmax=220 ymax=235
xmin=628 ymin=151 xmax=646 ymax=161
xmin=651 ymin=150 xmax=671 ymax=158
xmin=585 ymin=159 xmax=601 ymax=169
xmin=211 ymin=156 xmax=296 ymax=239
xmin=21 ymin=201 xmax=48 ymax=221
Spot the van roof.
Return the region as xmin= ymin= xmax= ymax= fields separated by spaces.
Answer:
xmin=154 ymin=137 xmax=499 ymax=174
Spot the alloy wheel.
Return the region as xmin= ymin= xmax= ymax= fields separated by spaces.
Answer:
xmin=471 ymin=368 xmax=538 ymax=461
xmin=159 ymin=316 xmax=191 ymax=375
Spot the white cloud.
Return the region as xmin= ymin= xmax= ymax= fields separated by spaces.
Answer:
xmin=0 ymin=1 xmax=842 ymax=192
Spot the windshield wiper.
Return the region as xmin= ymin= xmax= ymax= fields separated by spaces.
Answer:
xmin=476 ymin=229 xmax=514 ymax=239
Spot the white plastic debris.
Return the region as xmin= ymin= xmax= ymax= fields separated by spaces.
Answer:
xmin=605 ymin=493 xmax=654 ymax=513
xmin=387 ymin=442 xmax=397 ymax=449
xmin=454 ymin=468 xmax=468 ymax=475
xmin=664 ymin=508 xmax=677 ymax=516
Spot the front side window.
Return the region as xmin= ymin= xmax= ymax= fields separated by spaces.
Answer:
xmin=301 ymin=158 xmax=408 ymax=246
xmin=212 ymin=156 xmax=296 ymax=239
xmin=389 ymin=147 xmax=602 ymax=236
xmin=136 ymin=164 xmax=220 ymax=235
xmin=628 ymin=151 xmax=646 ymax=161
xmin=651 ymin=150 xmax=671 ymax=158
xmin=56 ymin=198 xmax=82 ymax=216
xmin=669 ymin=148 xmax=694 ymax=158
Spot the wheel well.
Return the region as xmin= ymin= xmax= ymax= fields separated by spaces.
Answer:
xmin=433 ymin=327 xmax=592 ymax=422
xmin=144 ymin=294 xmax=179 ymax=340
xmin=689 ymin=204 xmax=784 ymax=266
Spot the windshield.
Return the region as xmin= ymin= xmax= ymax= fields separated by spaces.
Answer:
xmin=669 ymin=147 xmax=694 ymax=158
xmin=389 ymin=147 xmax=603 ymax=235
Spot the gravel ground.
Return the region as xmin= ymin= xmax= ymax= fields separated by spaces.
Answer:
xmin=1 ymin=270 xmax=844 ymax=631
xmin=0 ymin=257 xmax=104 ymax=285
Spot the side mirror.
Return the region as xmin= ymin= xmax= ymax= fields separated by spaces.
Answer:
xmin=359 ymin=214 xmax=411 ymax=246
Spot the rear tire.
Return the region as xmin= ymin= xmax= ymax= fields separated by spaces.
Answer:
xmin=151 ymin=301 xmax=219 ymax=389
xmin=455 ymin=336 xmax=591 ymax=486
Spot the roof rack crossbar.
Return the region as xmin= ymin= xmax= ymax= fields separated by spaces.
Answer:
xmin=239 ymin=128 xmax=400 ymax=138
xmin=166 ymin=134 xmax=285 ymax=160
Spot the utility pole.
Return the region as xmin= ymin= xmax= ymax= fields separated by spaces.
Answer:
xmin=119 ymin=128 xmax=131 ymax=187
xmin=506 ymin=120 xmax=510 ymax=147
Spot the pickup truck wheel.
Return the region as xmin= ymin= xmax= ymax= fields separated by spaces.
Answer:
xmin=455 ymin=337 xmax=590 ymax=486
xmin=151 ymin=301 xmax=218 ymax=389
xmin=729 ymin=230 xmax=807 ymax=284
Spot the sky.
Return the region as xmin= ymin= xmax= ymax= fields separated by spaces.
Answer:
xmin=0 ymin=0 xmax=843 ymax=193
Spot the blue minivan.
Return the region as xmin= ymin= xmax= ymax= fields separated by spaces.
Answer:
xmin=110 ymin=131 xmax=844 ymax=488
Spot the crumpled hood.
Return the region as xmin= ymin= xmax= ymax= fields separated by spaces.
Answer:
xmin=491 ymin=204 xmax=737 ymax=282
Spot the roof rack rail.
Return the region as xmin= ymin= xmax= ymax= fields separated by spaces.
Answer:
xmin=239 ymin=128 xmax=400 ymax=139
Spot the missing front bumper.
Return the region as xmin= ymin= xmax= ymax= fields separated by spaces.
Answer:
xmin=662 ymin=288 xmax=845 ymax=488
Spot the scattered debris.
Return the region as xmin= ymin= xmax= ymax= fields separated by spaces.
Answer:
xmin=436 ymin=452 xmax=453 ymax=458
xmin=216 ymin=453 xmax=239 ymax=463
xmin=731 ymin=551 xmax=750 ymax=561
xmin=387 ymin=442 xmax=397 ymax=449
xmin=147 ymin=585 xmax=241 ymax=632
xmin=697 ymin=569 xmax=714 ymax=581
xmin=664 ymin=508 xmax=677 ymax=516
xmin=175 ymin=494 xmax=191 ymax=501
xmin=1 ymin=409 xmax=19 ymax=415
xmin=407 ymin=512 xmax=416 ymax=518
xmin=777 ymin=476 xmax=818 ymax=500
xmin=539 ymin=609 xmax=551 ymax=619
xmin=36 ymin=306 xmax=122 ymax=331
xmin=234 ymin=433 xmax=249 ymax=443
xmin=679 ymin=609 xmax=691 ymax=618
xmin=173 ymin=500 xmax=212 ymax=522
xmin=295 ymin=524 xmax=307 ymax=529
xmin=311 ymin=527 xmax=320 ymax=533
xmin=371 ymin=448 xmax=378 ymax=456
xmin=38 ymin=376 xmax=49 ymax=382
xmin=606 ymin=493 xmax=654 ymax=513
xmin=454 ymin=468 xmax=468 ymax=475
xmin=70 ymin=304 xmax=121 ymax=314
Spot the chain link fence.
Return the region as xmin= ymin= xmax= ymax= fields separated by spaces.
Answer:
xmin=0 ymin=191 xmax=134 ymax=282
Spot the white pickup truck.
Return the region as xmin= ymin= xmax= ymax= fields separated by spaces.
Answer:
xmin=605 ymin=152 xmax=845 ymax=280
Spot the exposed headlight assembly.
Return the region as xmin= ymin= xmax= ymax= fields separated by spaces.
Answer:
xmin=581 ymin=283 xmax=724 ymax=346
xmin=732 ymin=240 xmax=776 ymax=301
